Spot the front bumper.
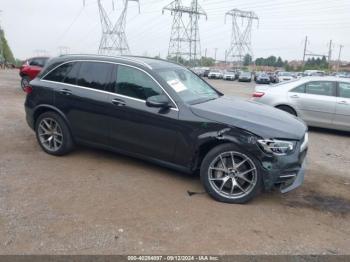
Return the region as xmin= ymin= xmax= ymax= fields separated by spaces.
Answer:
xmin=279 ymin=158 xmax=306 ymax=193
xmin=258 ymin=134 xmax=308 ymax=193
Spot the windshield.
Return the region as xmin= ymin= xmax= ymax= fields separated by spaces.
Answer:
xmin=156 ymin=67 xmax=220 ymax=104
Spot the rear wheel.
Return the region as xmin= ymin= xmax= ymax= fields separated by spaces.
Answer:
xmin=35 ymin=112 xmax=74 ymax=156
xmin=276 ymin=105 xmax=297 ymax=116
xmin=21 ymin=76 xmax=30 ymax=91
xmin=200 ymin=143 xmax=262 ymax=204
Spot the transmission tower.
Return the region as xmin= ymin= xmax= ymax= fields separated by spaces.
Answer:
xmin=97 ymin=0 xmax=139 ymax=56
xmin=163 ymin=0 xmax=207 ymax=66
xmin=225 ymin=9 xmax=258 ymax=66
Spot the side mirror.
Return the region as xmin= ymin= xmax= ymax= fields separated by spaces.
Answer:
xmin=146 ymin=95 xmax=170 ymax=108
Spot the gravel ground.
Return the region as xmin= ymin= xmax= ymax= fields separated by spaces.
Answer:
xmin=0 ymin=69 xmax=349 ymax=255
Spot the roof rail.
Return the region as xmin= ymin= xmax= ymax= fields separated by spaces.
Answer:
xmin=58 ymin=54 xmax=152 ymax=69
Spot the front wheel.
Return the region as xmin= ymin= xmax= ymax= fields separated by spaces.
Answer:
xmin=200 ymin=143 xmax=262 ymax=204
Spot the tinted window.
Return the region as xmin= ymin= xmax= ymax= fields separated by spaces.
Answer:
xmin=339 ymin=82 xmax=350 ymax=98
xmin=291 ymin=84 xmax=305 ymax=93
xmin=43 ymin=62 xmax=74 ymax=82
xmin=77 ymin=62 xmax=113 ymax=91
xmin=63 ymin=62 xmax=80 ymax=85
xmin=115 ymin=65 xmax=163 ymax=100
xmin=305 ymin=81 xmax=335 ymax=96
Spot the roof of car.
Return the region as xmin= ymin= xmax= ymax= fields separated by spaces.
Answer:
xmin=53 ymin=54 xmax=181 ymax=70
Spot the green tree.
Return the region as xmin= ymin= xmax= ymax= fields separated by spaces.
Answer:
xmin=0 ymin=29 xmax=15 ymax=64
xmin=243 ymin=53 xmax=252 ymax=66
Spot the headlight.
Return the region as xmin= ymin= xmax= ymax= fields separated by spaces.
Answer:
xmin=257 ymin=139 xmax=295 ymax=155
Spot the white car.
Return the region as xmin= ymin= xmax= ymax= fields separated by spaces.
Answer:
xmin=252 ymin=77 xmax=350 ymax=131
xmin=277 ymin=72 xmax=294 ymax=82
xmin=208 ymin=69 xmax=223 ymax=79
xmin=223 ymin=70 xmax=236 ymax=80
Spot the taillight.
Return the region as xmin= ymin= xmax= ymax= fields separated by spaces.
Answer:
xmin=252 ymin=92 xmax=265 ymax=98
xmin=24 ymin=85 xmax=33 ymax=94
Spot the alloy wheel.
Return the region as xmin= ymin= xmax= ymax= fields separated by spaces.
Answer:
xmin=37 ymin=117 xmax=63 ymax=152
xmin=208 ymin=151 xmax=257 ymax=199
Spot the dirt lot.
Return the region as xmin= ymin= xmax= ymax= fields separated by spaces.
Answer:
xmin=0 ymin=69 xmax=350 ymax=255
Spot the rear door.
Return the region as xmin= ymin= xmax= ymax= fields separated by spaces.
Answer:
xmin=289 ymin=81 xmax=336 ymax=127
xmin=106 ymin=64 xmax=179 ymax=163
xmin=333 ymin=82 xmax=350 ymax=130
xmin=44 ymin=61 xmax=114 ymax=145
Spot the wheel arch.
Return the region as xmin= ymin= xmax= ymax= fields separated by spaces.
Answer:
xmin=33 ymin=105 xmax=71 ymax=131
xmin=274 ymin=103 xmax=298 ymax=116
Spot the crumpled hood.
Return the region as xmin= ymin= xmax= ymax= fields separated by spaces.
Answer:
xmin=190 ymin=96 xmax=307 ymax=140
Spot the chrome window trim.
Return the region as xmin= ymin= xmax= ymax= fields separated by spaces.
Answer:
xmin=40 ymin=60 xmax=179 ymax=111
xmin=57 ymin=54 xmax=152 ymax=69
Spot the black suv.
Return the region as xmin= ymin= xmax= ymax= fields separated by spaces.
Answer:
xmin=25 ymin=55 xmax=308 ymax=204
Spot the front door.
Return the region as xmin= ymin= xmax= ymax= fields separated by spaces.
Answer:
xmin=107 ymin=64 xmax=179 ymax=163
xmin=333 ymin=82 xmax=350 ymax=130
xmin=291 ymin=81 xmax=337 ymax=127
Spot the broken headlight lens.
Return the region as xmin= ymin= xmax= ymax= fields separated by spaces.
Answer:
xmin=257 ymin=139 xmax=295 ymax=155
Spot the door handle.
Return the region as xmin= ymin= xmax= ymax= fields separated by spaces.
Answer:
xmin=338 ymin=101 xmax=348 ymax=105
xmin=59 ymin=89 xmax=72 ymax=96
xmin=290 ymin=94 xmax=299 ymax=98
xmin=111 ymin=98 xmax=126 ymax=106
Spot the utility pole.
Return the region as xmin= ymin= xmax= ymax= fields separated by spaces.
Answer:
xmin=204 ymin=48 xmax=207 ymax=58
xmin=225 ymin=9 xmax=258 ymax=67
xmin=328 ymin=39 xmax=333 ymax=71
xmin=95 ymin=0 xmax=140 ymax=56
xmin=302 ymin=36 xmax=308 ymax=67
xmin=214 ymin=48 xmax=218 ymax=62
xmin=337 ymin=45 xmax=344 ymax=72
xmin=163 ymin=0 xmax=207 ymax=66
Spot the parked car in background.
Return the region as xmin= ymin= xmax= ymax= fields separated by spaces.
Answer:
xmin=303 ymin=70 xmax=325 ymax=77
xmin=255 ymin=73 xmax=271 ymax=84
xmin=238 ymin=71 xmax=252 ymax=82
xmin=277 ymin=71 xmax=294 ymax=82
xmin=252 ymin=77 xmax=350 ymax=131
xmin=24 ymin=55 xmax=308 ymax=204
xmin=223 ymin=70 xmax=236 ymax=81
xmin=208 ymin=69 xmax=223 ymax=79
xmin=192 ymin=67 xmax=205 ymax=77
xmin=19 ymin=57 xmax=50 ymax=90
xmin=268 ymin=72 xmax=278 ymax=83
xmin=203 ymin=68 xmax=211 ymax=77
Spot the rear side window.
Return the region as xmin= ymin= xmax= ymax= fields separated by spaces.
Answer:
xmin=77 ymin=62 xmax=113 ymax=91
xmin=305 ymin=81 xmax=335 ymax=96
xmin=115 ymin=65 xmax=163 ymax=100
xmin=338 ymin=82 xmax=350 ymax=98
xmin=43 ymin=63 xmax=74 ymax=82
xmin=291 ymin=84 xmax=305 ymax=93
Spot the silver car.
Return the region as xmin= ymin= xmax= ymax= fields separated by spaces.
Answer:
xmin=252 ymin=77 xmax=350 ymax=131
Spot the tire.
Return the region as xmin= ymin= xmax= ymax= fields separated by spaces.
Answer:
xmin=21 ymin=76 xmax=30 ymax=91
xmin=276 ymin=105 xmax=297 ymax=116
xmin=200 ymin=143 xmax=263 ymax=204
xmin=35 ymin=111 xmax=74 ymax=156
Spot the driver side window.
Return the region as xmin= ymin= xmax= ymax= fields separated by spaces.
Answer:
xmin=114 ymin=65 xmax=163 ymax=100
